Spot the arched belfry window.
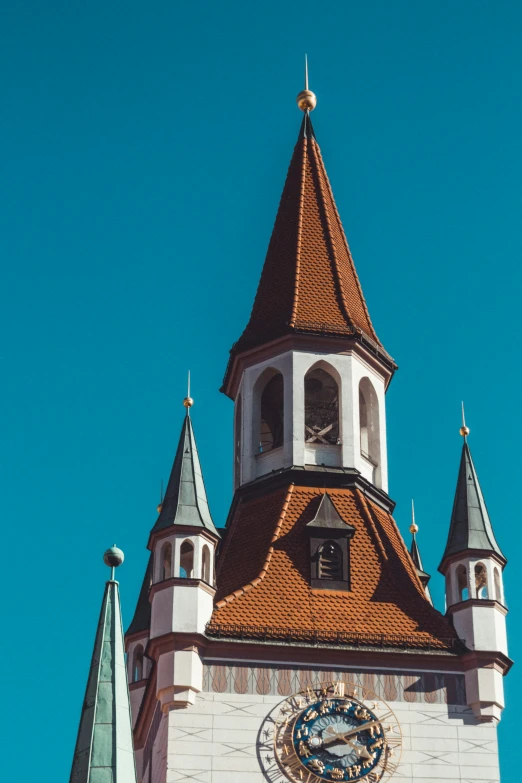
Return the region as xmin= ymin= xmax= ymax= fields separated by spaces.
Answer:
xmin=359 ymin=378 xmax=380 ymax=465
xmin=457 ymin=564 xmax=468 ymax=601
xmin=259 ymin=373 xmax=284 ymax=453
xmin=179 ymin=541 xmax=194 ymax=578
xmin=160 ymin=542 xmax=172 ymax=581
xmin=475 ymin=563 xmax=488 ymax=599
xmin=234 ymin=394 xmax=242 ymax=488
xmin=304 ymin=368 xmax=339 ymax=445
xmin=132 ymin=644 xmax=144 ymax=683
xmin=202 ymin=544 xmax=211 ymax=583
xmin=494 ymin=567 xmax=502 ymax=603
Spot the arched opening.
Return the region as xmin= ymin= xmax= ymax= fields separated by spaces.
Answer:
xmin=494 ymin=567 xmax=502 ymax=602
xmin=202 ymin=545 xmax=211 ymax=583
xmin=359 ymin=378 xmax=380 ymax=466
xmin=234 ymin=394 xmax=242 ymax=488
xmin=475 ymin=563 xmax=488 ymax=599
xmin=259 ymin=373 xmax=284 ymax=453
xmin=179 ymin=540 xmax=194 ymax=578
xmin=457 ymin=565 xmax=469 ymax=601
xmin=160 ymin=542 xmax=172 ymax=581
xmin=317 ymin=540 xmax=343 ymax=581
xmin=132 ymin=644 xmax=144 ymax=683
xmin=304 ymin=368 xmax=339 ymax=445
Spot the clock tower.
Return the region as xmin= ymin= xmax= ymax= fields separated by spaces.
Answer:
xmin=125 ymin=77 xmax=510 ymax=783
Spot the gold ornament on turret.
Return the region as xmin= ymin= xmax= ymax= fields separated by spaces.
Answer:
xmin=297 ymin=54 xmax=317 ymax=112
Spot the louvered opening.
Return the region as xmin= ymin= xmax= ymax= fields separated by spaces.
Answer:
xmin=318 ymin=541 xmax=343 ymax=581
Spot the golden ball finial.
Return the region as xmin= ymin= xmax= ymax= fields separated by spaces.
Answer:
xmin=157 ymin=502 xmax=163 ymax=514
xmin=460 ymin=425 xmax=470 ymax=438
xmin=183 ymin=396 xmax=194 ymax=408
xmin=297 ymin=89 xmax=317 ymax=112
xmin=409 ymin=522 xmax=419 ymax=535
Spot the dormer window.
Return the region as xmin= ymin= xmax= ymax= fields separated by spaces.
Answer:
xmin=307 ymin=494 xmax=355 ymax=591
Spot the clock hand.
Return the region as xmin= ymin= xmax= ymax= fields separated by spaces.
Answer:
xmin=340 ymin=719 xmax=383 ymax=741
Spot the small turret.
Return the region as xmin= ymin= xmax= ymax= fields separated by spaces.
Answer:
xmin=69 ymin=548 xmax=137 ymax=783
xmin=147 ymin=395 xmax=220 ymax=711
xmin=439 ymin=412 xmax=509 ymax=723
xmin=125 ymin=554 xmax=153 ymax=727
xmin=409 ymin=500 xmax=432 ymax=604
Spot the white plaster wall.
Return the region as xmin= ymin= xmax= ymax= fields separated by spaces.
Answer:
xmin=150 ymin=584 xmax=214 ymax=638
xmin=160 ymin=691 xmax=500 ymax=783
xmin=130 ymin=684 xmax=147 ymax=728
xmin=237 ymin=348 xmax=388 ymax=491
xmin=452 ymin=605 xmax=508 ymax=656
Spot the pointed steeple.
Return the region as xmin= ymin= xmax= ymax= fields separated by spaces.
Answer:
xmin=409 ymin=500 xmax=432 ymax=603
xmin=150 ymin=400 xmax=219 ymax=539
xmin=126 ymin=554 xmax=152 ymax=637
xmin=69 ymin=547 xmax=137 ymax=783
xmin=226 ymin=76 xmax=392 ymax=380
xmin=440 ymin=418 xmax=505 ymax=567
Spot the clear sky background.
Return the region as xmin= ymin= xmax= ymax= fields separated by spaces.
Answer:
xmin=0 ymin=1 xmax=520 ymax=779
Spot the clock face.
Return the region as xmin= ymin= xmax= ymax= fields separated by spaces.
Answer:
xmin=259 ymin=680 xmax=401 ymax=783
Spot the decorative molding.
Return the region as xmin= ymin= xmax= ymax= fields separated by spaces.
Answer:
xmin=202 ymin=661 xmax=466 ymax=705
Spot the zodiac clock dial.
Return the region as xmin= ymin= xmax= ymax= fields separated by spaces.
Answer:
xmin=259 ymin=681 xmax=401 ymax=783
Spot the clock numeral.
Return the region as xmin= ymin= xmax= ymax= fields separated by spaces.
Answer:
xmin=333 ymin=681 xmax=345 ymax=697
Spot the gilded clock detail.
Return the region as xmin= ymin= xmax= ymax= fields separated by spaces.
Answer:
xmin=260 ymin=681 xmax=402 ymax=783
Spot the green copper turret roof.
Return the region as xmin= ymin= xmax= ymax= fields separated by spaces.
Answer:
xmin=150 ymin=412 xmax=219 ymax=539
xmin=439 ymin=441 xmax=505 ymax=568
xmin=69 ymin=576 xmax=137 ymax=783
xmin=126 ymin=554 xmax=152 ymax=637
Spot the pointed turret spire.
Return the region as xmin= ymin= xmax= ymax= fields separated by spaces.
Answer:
xmin=126 ymin=553 xmax=152 ymax=636
xmin=224 ymin=72 xmax=393 ymax=389
xmin=440 ymin=415 xmax=505 ymax=567
xmin=69 ymin=547 xmax=137 ymax=783
xmin=409 ymin=500 xmax=432 ymax=603
xmin=150 ymin=397 xmax=219 ymax=539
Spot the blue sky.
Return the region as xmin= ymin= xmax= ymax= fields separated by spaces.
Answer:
xmin=0 ymin=1 xmax=520 ymax=779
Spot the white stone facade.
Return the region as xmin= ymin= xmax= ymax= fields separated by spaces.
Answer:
xmin=136 ymin=661 xmax=501 ymax=783
xmin=142 ymin=690 xmax=500 ymax=783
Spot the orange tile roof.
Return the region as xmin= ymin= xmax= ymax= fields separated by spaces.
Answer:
xmin=209 ymin=485 xmax=458 ymax=651
xmin=231 ymin=116 xmax=385 ymax=358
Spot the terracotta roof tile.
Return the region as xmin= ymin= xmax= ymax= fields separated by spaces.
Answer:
xmin=210 ymin=485 xmax=458 ymax=650
xmin=230 ymin=116 xmax=385 ymax=359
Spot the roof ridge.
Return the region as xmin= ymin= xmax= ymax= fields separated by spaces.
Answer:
xmin=353 ymin=489 xmax=388 ymax=563
xmin=214 ymin=485 xmax=294 ymax=608
xmin=309 ymin=138 xmax=356 ymax=332
xmin=313 ymin=139 xmax=379 ymax=342
xmin=289 ymin=137 xmax=307 ymax=328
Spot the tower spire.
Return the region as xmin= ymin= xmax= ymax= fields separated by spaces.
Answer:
xmin=223 ymin=75 xmax=393 ymax=392
xmin=409 ymin=500 xmax=432 ymax=603
xmin=149 ymin=399 xmax=219 ymax=541
xmin=440 ymin=415 xmax=505 ymax=567
xmin=69 ymin=547 xmax=137 ymax=783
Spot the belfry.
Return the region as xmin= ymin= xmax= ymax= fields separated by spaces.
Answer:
xmin=70 ymin=72 xmax=511 ymax=783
